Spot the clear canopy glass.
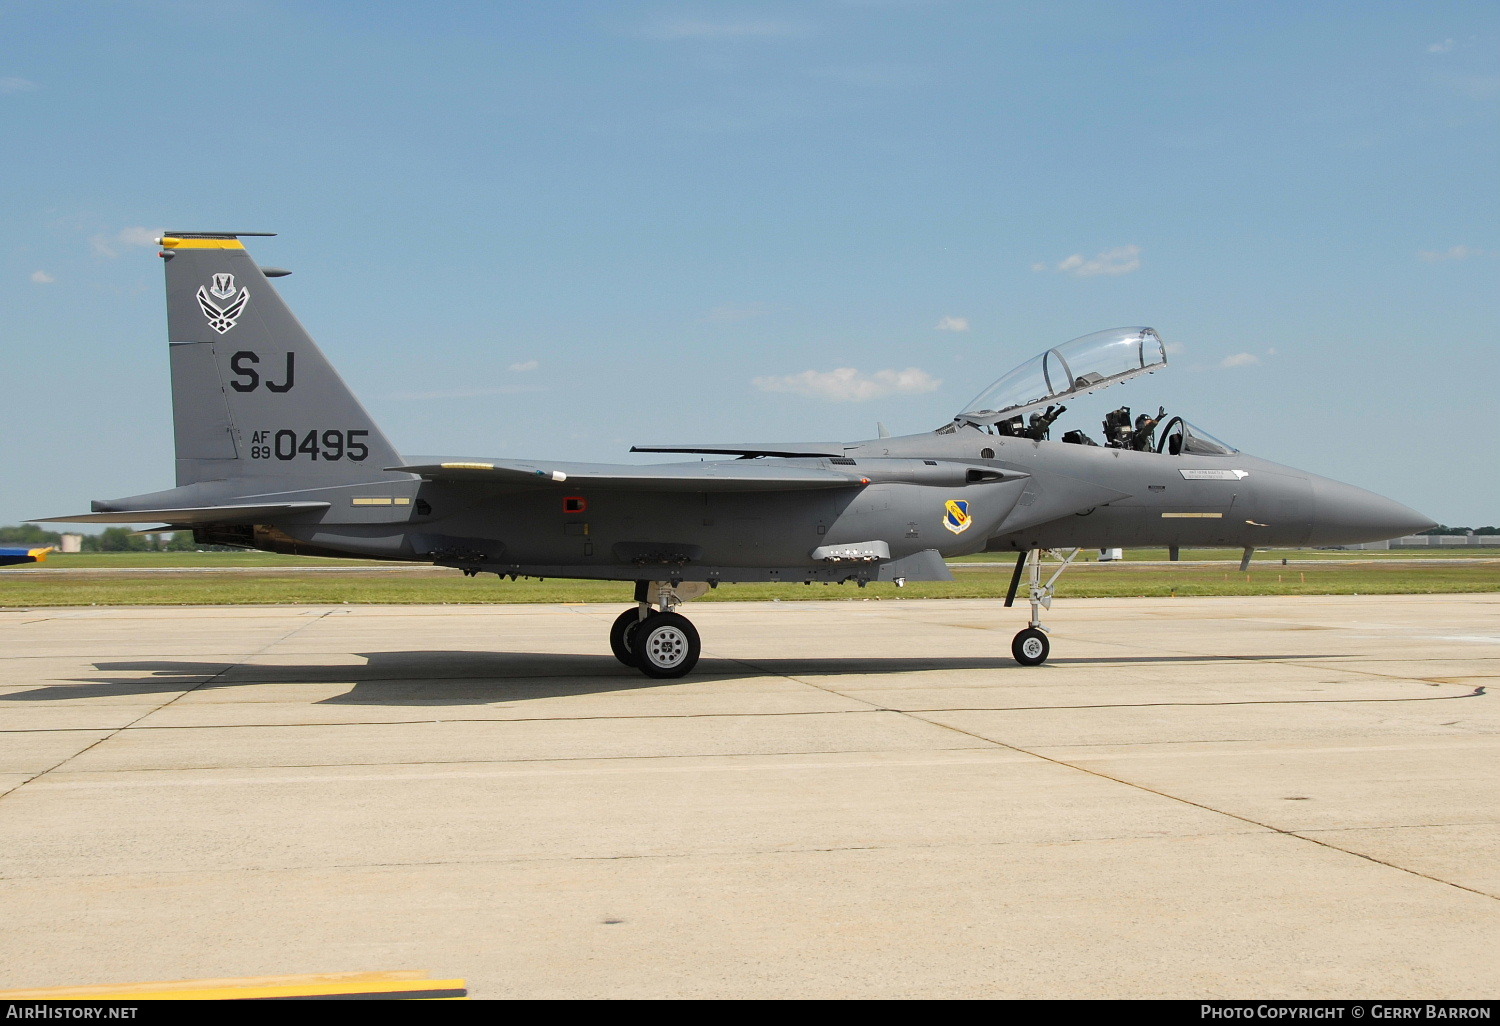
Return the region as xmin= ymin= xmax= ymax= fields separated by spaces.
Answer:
xmin=1157 ymin=418 xmax=1238 ymax=456
xmin=956 ymin=327 xmax=1168 ymax=425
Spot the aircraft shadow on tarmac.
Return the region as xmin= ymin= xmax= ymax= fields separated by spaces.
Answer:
xmin=0 ymin=649 xmax=1350 ymax=707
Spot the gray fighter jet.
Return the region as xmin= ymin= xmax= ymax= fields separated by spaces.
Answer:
xmin=36 ymin=231 xmax=1434 ymax=677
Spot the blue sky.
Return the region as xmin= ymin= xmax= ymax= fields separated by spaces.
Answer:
xmin=2 ymin=0 xmax=1496 ymax=527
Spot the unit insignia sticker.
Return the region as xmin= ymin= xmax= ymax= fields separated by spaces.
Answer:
xmin=196 ymin=273 xmax=250 ymax=334
xmin=943 ymin=499 xmax=973 ymax=535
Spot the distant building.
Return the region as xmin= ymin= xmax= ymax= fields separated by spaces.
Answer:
xmin=1342 ymin=534 xmax=1500 ymax=549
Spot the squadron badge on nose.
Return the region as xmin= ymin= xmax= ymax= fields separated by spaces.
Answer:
xmin=943 ymin=499 xmax=973 ymax=534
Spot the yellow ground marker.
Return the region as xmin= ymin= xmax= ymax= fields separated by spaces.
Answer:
xmin=0 ymin=970 xmax=467 ymax=1000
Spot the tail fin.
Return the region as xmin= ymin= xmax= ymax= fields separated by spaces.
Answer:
xmin=161 ymin=231 xmax=400 ymax=488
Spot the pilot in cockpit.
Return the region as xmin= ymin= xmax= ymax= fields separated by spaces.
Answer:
xmin=956 ymin=327 xmax=1172 ymax=451
xmin=1093 ymin=405 xmax=1164 ymax=451
xmin=1047 ymin=404 xmax=1163 ymax=450
xmin=1026 ymin=404 xmax=1067 ymax=441
xmin=993 ymin=404 xmax=1070 ymax=441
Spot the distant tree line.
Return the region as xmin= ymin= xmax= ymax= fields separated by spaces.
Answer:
xmin=0 ymin=525 xmax=242 ymax=552
xmin=1418 ymin=526 xmax=1499 ymax=536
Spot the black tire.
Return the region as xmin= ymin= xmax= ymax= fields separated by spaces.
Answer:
xmin=631 ymin=612 xmax=701 ymax=679
xmin=1012 ymin=627 xmax=1050 ymax=666
xmin=610 ymin=608 xmax=647 ymax=667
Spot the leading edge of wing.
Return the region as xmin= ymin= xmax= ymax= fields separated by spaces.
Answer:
xmin=388 ymin=459 xmax=869 ymax=492
xmin=30 ymin=501 xmax=332 ymax=525
xmin=630 ymin=441 xmax=847 ymax=458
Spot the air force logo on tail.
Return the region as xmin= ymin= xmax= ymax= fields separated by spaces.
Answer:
xmin=943 ymin=499 xmax=973 ymax=534
xmin=196 ymin=273 xmax=249 ymax=334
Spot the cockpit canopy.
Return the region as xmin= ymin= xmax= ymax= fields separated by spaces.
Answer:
xmin=1156 ymin=418 xmax=1238 ymax=456
xmin=956 ymin=326 xmax=1167 ymax=426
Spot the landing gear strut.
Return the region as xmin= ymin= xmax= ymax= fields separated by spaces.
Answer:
xmin=1005 ymin=548 xmax=1080 ymax=666
xmin=610 ymin=581 xmax=705 ymax=678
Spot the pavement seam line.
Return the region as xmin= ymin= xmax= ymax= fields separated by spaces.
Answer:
xmin=0 ymin=829 xmax=1280 ymax=882
xmin=6 ymin=745 xmax=1000 ymax=779
xmin=0 ymin=612 xmax=337 ymax=805
xmin=0 ymin=687 xmax=1486 ymax=736
xmin=858 ymin=609 xmax=1495 ymax=686
xmin=722 ymin=654 xmax=1500 ymax=904
xmin=902 ymin=713 xmax=1500 ymax=904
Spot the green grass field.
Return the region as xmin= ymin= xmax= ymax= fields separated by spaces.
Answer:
xmin=2 ymin=548 xmax=1497 ymax=606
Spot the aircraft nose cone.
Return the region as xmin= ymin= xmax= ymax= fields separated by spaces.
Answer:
xmin=1307 ymin=477 xmax=1436 ymax=546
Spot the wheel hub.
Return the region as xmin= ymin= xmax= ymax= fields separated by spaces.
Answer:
xmin=646 ymin=626 xmax=689 ymax=668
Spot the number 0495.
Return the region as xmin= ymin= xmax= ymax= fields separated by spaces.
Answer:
xmin=249 ymin=429 xmax=369 ymax=461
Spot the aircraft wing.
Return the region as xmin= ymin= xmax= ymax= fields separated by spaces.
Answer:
xmin=629 ymin=441 xmax=847 ymax=458
xmin=0 ymin=546 xmax=55 ymax=567
xmin=31 ymin=502 xmax=331 ymax=525
xmin=390 ymin=459 xmax=868 ymax=492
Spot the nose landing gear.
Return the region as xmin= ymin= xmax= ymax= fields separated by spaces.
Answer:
xmin=1005 ymin=547 xmax=1081 ymax=666
xmin=1012 ymin=627 xmax=1049 ymax=666
xmin=610 ymin=581 xmax=707 ymax=678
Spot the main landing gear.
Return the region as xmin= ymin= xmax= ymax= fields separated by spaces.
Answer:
xmin=1005 ymin=548 xmax=1081 ymax=666
xmin=610 ymin=581 xmax=708 ymax=678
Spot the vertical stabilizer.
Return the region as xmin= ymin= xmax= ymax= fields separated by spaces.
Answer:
xmin=161 ymin=232 xmax=400 ymax=487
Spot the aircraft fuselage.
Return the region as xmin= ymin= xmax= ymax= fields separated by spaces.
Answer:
xmin=185 ymin=423 xmax=1422 ymax=584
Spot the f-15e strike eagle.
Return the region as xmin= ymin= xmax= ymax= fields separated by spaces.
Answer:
xmin=36 ymin=232 xmax=1433 ymax=677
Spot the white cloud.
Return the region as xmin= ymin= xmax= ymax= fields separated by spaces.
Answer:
xmin=1035 ymin=244 xmax=1142 ymax=277
xmin=1163 ymin=340 xmax=1186 ymax=355
xmin=29 ymin=270 xmax=55 ymax=284
xmin=508 ymin=359 xmax=539 ymax=372
xmin=0 ymin=77 xmax=37 ymax=94
xmin=935 ymin=315 xmax=969 ymax=332
xmin=117 ymin=226 xmax=158 ymax=247
xmin=646 ymin=19 xmax=807 ymax=40
xmin=1220 ymin=353 xmax=1259 ymax=369
xmin=753 ymin=366 xmax=941 ymax=402
xmin=90 ymin=226 xmax=159 ymax=259
xmin=1427 ymin=39 xmax=1457 ymax=54
xmin=1419 ymin=245 xmax=1487 ymax=262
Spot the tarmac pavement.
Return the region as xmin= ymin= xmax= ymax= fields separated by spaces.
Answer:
xmin=0 ymin=594 xmax=1496 ymax=999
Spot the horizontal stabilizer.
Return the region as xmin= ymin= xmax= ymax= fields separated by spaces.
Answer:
xmin=390 ymin=460 xmax=868 ymax=492
xmin=0 ymin=546 xmax=54 ymax=567
xmin=630 ymin=441 xmax=847 ymax=458
xmin=31 ymin=502 xmax=330 ymax=526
